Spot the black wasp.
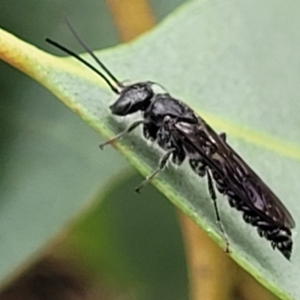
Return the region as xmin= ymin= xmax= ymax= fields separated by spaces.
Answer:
xmin=46 ymin=23 xmax=295 ymax=260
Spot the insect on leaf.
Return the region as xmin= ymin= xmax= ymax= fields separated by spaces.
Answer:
xmin=0 ymin=1 xmax=300 ymax=299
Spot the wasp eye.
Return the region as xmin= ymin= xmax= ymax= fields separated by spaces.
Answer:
xmin=109 ymin=100 xmax=131 ymax=116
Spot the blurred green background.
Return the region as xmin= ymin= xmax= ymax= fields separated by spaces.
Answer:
xmin=0 ymin=1 xmax=190 ymax=299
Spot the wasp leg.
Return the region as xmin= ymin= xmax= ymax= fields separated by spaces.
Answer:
xmin=135 ymin=148 xmax=176 ymax=193
xmin=207 ymin=169 xmax=217 ymax=200
xmin=219 ymin=132 xmax=226 ymax=141
xmin=143 ymin=122 xmax=158 ymax=141
xmin=207 ymin=169 xmax=230 ymax=253
xmin=99 ymin=120 xmax=144 ymax=149
xmin=189 ymin=159 xmax=207 ymax=177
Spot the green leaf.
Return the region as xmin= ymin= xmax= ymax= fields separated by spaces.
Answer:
xmin=58 ymin=171 xmax=188 ymax=299
xmin=1 ymin=0 xmax=300 ymax=299
xmin=0 ymin=0 xmax=128 ymax=290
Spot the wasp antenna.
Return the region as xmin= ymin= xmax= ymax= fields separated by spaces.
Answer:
xmin=65 ymin=18 xmax=122 ymax=89
xmin=148 ymin=81 xmax=168 ymax=94
xmin=46 ymin=38 xmax=119 ymax=94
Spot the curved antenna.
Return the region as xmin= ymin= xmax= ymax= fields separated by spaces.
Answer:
xmin=148 ymin=81 xmax=168 ymax=94
xmin=46 ymin=38 xmax=119 ymax=94
xmin=65 ymin=18 xmax=122 ymax=88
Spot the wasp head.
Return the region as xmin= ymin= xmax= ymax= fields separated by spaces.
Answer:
xmin=109 ymin=82 xmax=154 ymax=116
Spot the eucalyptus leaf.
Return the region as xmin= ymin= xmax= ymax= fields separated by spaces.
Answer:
xmin=0 ymin=0 xmax=300 ymax=299
xmin=0 ymin=0 xmax=127 ymax=290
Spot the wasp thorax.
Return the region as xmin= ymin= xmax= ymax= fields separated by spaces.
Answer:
xmin=109 ymin=82 xmax=154 ymax=116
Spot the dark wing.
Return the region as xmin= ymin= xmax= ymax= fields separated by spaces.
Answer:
xmin=172 ymin=117 xmax=295 ymax=229
xmin=221 ymin=139 xmax=295 ymax=229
